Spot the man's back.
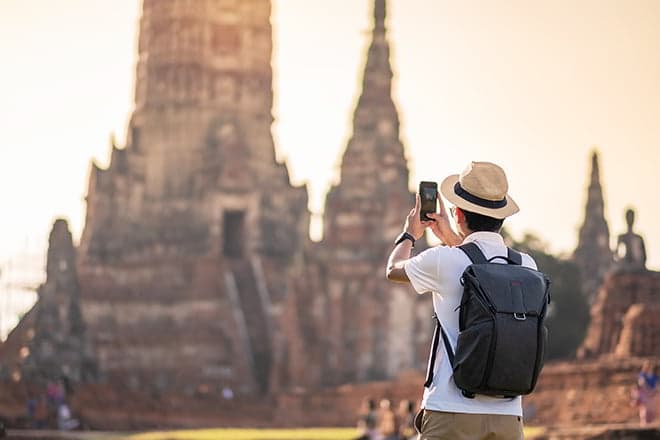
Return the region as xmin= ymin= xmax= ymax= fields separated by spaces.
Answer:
xmin=405 ymin=231 xmax=537 ymax=416
xmin=386 ymin=161 xmax=541 ymax=439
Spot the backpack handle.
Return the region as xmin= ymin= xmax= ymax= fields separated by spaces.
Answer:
xmin=460 ymin=243 xmax=523 ymax=265
xmin=487 ymin=255 xmax=522 ymax=265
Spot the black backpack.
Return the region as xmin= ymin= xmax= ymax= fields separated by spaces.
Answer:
xmin=424 ymin=242 xmax=551 ymax=398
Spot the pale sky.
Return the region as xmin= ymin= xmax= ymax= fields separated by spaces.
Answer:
xmin=1 ymin=0 xmax=660 ymax=334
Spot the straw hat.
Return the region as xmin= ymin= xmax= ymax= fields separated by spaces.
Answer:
xmin=440 ymin=161 xmax=519 ymax=219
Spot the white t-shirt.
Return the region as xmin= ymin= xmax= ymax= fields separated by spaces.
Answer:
xmin=404 ymin=231 xmax=537 ymax=416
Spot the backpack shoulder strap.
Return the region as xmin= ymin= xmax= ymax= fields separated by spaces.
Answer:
xmin=507 ymin=248 xmax=523 ymax=265
xmin=459 ymin=242 xmax=487 ymax=264
xmin=424 ymin=315 xmax=456 ymax=388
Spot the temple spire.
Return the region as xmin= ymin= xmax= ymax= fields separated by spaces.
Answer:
xmin=309 ymin=1 xmax=420 ymax=385
xmin=355 ymin=0 xmax=394 ymax=110
xmin=374 ymin=0 xmax=386 ymax=31
xmin=573 ymin=149 xmax=614 ymax=301
xmin=336 ymin=0 xmax=407 ymax=195
xmin=324 ymin=0 xmax=411 ymax=248
xmin=588 ymin=151 xmax=605 ymax=217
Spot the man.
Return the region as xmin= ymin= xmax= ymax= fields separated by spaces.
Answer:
xmin=386 ymin=161 xmax=537 ymax=440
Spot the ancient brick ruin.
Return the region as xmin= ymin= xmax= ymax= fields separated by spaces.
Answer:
xmin=574 ymin=152 xmax=658 ymax=361
xmin=75 ymin=0 xmax=311 ymax=397
xmin=272 ymin=0 xmax=432 ymax=391
xmin=2 ymin=0 xmax=309 ymax=396
xmin=579 ymin=271 xmax=660 ymax=359
xmin=1 ymin=0 xmax=659 ymax=433
xmin=1 ymin=0 xmax=432 ymax=399
xmin=0 ymin=220 xmax=96 ymax=384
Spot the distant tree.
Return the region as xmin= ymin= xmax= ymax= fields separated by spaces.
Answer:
xmin=504 ymin=230 xmax=591 ymax=360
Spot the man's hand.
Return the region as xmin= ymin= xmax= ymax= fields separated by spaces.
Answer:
xmin=387 ymin=194 xmax=433 ymax=283
xmin=426 ymin=195 xmax=462 ymax=246
xmin=404 ymin=194 xmax=434 ymax=240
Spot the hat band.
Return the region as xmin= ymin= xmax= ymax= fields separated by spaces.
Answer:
xmin=454 ymin=182 xmax=507 ymax=209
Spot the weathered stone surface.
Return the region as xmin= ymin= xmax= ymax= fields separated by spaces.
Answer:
xmin=524 ymin=358 xmax=655 ymax=427
xmin=579 ymin=271 xmax=660 ymax=359
xmin=615 ymin=303 xmax=660 ymax=358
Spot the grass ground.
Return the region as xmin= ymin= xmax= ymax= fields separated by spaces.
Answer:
xmin=119 ymin=428 xmax=357 ymax=440
xmin=111 ymin=426 xmax=546 ymax=440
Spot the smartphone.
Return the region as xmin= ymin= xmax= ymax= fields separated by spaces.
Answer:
xmin=419 ymin=181 xmax=438 ymax=221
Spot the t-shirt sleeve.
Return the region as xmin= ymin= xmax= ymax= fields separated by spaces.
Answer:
xmin=404 ymin=248 xmax=440 ymax=294
xmin=521 ymin=252 xmax=538 ymax=270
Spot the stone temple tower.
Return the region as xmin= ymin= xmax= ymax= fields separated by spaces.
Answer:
xmin=0 ymin=220 xmax=96 ymax=384
xmin=573 ymin=151 xmax=614 ymax=301
xmin=70 ymin=0 xmax=308 ymax=395
xmin=81 ymin=0 xmax=299 ymax=259
xmin=322 ymin=0 xmax=421 ymax=384
xmin=324 ymin=0 xmax=412 ymax=249
xmin=275 ymin=0 xmax=432 ymax=390
xmin=130 ymin=0 xmax=277 ymax=197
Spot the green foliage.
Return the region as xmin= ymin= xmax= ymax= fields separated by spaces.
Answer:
xmin=507 ymin=231 xmax=591 ymax=360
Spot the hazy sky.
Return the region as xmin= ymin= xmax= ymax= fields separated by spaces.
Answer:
xmin=1 ymin=0 xmax=659 ymax=301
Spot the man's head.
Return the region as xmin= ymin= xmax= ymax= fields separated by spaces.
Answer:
xmin=441 ymin=162 xmax=518 ymax=235
xmin=452 ymin=207 xmax=504 ymax=234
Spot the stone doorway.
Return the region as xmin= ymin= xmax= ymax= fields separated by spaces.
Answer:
xmin=223 ymin=210 xmax=245 ymax=258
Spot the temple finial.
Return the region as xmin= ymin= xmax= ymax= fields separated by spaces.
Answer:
xmin=590 ymin=149 xmax=600 ymax=183
xmin=374 ymin=0 xmax=386 ymax=31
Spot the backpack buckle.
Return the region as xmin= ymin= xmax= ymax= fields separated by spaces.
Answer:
xmin=513 ymin=312 xmax=526 ymax=321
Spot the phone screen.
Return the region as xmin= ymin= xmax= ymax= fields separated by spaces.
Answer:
xmin=419 ymin=181 xmax=438 ymax=221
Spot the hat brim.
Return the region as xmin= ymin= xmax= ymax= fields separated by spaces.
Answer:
xmin=440 ymin=175 xmax=519 ymax=219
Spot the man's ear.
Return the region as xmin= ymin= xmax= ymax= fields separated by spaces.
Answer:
xmin=455 ymin=207 xmax=465 ymax=225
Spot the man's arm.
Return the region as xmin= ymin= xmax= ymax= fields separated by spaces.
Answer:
xmin=386 ymin=194 xmax=431 ymax=283
xmin=386 ymin=239 xmax=413 ymax=282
